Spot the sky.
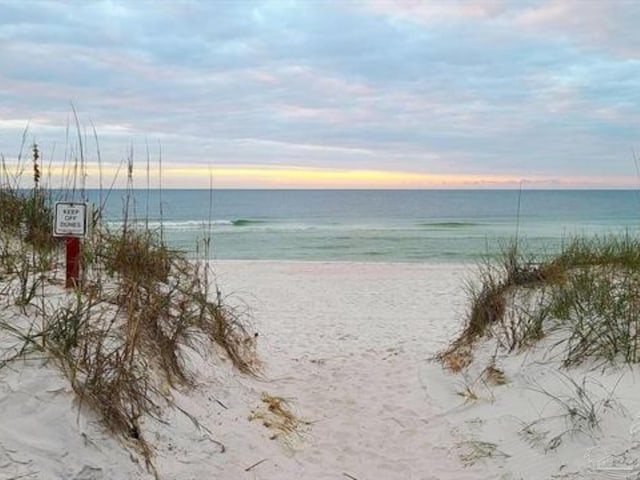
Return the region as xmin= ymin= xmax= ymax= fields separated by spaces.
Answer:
xmin=1 ymin=0 xmax=640 ymax=189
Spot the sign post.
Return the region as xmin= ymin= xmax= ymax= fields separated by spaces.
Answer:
xmin=53 ymin=202 xmax=88 ymax=289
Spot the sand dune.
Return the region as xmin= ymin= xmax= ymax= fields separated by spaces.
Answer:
xmin=1 ymin=261 xmax=639 ymax=479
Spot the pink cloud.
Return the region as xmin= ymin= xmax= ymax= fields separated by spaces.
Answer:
xmin=511 ymin=1 xmax=640 ymax=58
xmin=357 ymin=1 xmax=640 ymax=58
xmin=361 ymin=0 xmax=508 ymax=22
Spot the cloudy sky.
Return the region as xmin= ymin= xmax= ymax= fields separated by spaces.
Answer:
xmin=1 ymin=0 xmax=639 ymax=188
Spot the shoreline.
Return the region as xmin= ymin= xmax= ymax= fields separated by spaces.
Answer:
xmin=209 ymin=257 xmax=476 ymax=267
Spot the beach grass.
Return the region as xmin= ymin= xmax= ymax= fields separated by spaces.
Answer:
xmin=0 ymin=138 xmax=257 ymax=476
xmin=440 ymin=235 xmax=640 ymax=370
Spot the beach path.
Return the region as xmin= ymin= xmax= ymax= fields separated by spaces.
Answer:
xmin=191 ymin=261 xmax=482 ymax=480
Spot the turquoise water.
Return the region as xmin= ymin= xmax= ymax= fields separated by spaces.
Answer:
xmin=85 ymin=189 xmax=640 ymax=263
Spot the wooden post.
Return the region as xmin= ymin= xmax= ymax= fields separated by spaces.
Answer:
xmin=65 ymin=236 xmax=81 ymax=288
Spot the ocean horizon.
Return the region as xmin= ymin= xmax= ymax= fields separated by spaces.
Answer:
xmin=72 ymin=189 xmax=640 ymax=263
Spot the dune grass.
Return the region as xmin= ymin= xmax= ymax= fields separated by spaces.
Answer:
xmin=0 ymin=139 xmax=257 ymax=477
xmin=440 ymin=235 xmax=640 ymax=370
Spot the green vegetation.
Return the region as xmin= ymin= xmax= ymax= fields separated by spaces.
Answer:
xmin=0 ymin=138 xmax=257 ymax=477
xmin=440 ymin=235 xmax=640 ymax=370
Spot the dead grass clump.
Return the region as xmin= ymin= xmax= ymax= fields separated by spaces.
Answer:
xmin=440 ymin=348 xmax=473 ymax=373
xmin=456 ymin=384 xmax=480 ymax=402
xmin=484 ymin=364 xmax=508 ymax=386
xmin=249 ymin=393 xmax=309 ymax=442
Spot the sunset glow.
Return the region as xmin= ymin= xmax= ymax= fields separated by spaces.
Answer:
xmin=19 ymin=162 xmax=636 ymax=190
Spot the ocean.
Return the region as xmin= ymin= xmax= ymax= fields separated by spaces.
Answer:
xmin=87 ymin=189 xmax=640 ymax=263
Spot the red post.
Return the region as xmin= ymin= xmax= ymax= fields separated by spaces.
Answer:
xmin=65 ymin=236 xmax=81 ymax=289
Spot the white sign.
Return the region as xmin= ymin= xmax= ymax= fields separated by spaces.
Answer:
xmin=54 ymin=202 xmax=88 ymax=237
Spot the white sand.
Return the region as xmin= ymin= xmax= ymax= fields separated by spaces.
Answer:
xmin=1 ymin=261 xmax=639 ymax=479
